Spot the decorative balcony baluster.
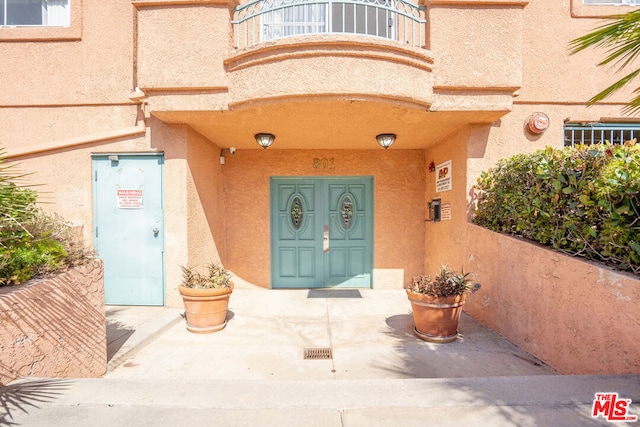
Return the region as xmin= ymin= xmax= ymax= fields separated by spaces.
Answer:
xmin=232 ymin=0 xmax=426 ymax=49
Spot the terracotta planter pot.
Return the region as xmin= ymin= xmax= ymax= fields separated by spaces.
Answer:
xmin=406 ymin=290 xmax=465 ymax=343
xmin=178 ymin=282 xmax=234 ymax=333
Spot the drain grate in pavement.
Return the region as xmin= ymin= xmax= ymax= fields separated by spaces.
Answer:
xmin=304 ymin=347 xmax=333 ymax=360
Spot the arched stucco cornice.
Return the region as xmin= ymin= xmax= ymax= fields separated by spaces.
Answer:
xmin=228 ymin=92 xmax=433 ymax=112
xmin=225 ymin=36 xmax=434 ymax=72
xmin=224 ymin=35 xmax=435 ymax=109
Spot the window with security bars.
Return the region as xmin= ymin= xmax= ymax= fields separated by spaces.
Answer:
xmin=1 ymin=0 xmax=69 ymax=27
xmin=564 ymin=123 xmax=640 ymax=148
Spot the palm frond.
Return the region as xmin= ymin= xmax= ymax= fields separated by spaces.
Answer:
xmin=0 ymin=147 xmax=31 ymax=185
xmin=569 ymin=11 xmax=640 ymax=57
xmin=587 ymin=68 xmax=640 ymax=105
xmin=569 ymin=10 xmax=640 ymax=114
xmin=621 ymin=90 xmax=640 ymax=115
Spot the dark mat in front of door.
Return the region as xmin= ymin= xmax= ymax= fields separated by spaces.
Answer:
xmin=307 ymin=289 xmax=362 ymax=299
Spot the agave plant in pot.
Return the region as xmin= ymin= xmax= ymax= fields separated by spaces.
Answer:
xmin=178 ymin=263 xmax=234 ymax=334
xmin=406 ymin=265 xmax=480 ymax=343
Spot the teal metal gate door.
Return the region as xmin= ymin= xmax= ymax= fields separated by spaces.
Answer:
xmin=92 ymin=154 xmax=165 ymax=305
xmin=270 ymin=177 xmax=373 ymax=289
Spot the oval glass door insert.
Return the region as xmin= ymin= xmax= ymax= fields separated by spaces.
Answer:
xmin=340 ymin=195 xmax=354 ymax=230
xmin=290 ymin=196 xmax=304 ymax=230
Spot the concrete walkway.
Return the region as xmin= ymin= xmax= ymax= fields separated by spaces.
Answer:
xmin=2 ymin=289 xmax=639 ymax=426
xmin=106 ymin=289 xmax=558 ymax=380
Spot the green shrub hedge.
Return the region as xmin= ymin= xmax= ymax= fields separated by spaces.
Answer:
xmin=0 ymin=150 xmax=93 ymax=286
xmin=473 ymin=143 xmax=640 ymax=274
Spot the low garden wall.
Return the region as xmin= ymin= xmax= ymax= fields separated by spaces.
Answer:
xmin=464 ymin=224 xmax=640 ymax=375
xmin=0 ymin=259 xmax=106 ymax=385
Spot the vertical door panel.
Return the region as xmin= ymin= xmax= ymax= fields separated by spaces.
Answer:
xmin=298 ymin=248 xmax=316 ymax=277
xmin=278 ymin=214 xmax=297 ymax=240
xmin=349 ymin=214 xmax=366 ymax=240
xmin=298 ymin=213 xmax=316 ymax=240
xmin=350 ymin=184 xmax=366 ymax=210
xmin=348 ymin=247 xmax=366 ymax=276
xmin=328 ymin=248 xmax=347 ymax=277
xmin=279 ymin=248 xmax=296 ymax=277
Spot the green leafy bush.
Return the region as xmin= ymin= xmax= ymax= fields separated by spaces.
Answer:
xmin=473 ymin=143 xmax=639 ymax=274
xmin=0 ymin=150 xmax=93 ymax=286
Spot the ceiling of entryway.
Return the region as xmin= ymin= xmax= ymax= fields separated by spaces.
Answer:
xmin=151 ymin=98 xmax=506 ymax=150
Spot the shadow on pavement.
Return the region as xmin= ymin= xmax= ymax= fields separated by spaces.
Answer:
xmin=105 ymin=311 xmax=134 ymax=363
xmin=381 ymin=312 xmax=555 ymax=379
xmin=0 ymin=379 xmax=70 ymax=426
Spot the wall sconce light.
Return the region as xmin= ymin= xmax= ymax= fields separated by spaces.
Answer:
xmin=376 ymin=133 xmax=396 ymax=149
xmin=255 ymin=133 xmax=275 ymax=149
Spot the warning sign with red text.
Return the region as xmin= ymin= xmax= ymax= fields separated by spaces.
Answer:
xmin=117 ymin=189 xmax=143 ymax=209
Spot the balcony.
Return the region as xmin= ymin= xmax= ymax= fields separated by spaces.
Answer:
xmin=232 ymin=0 xmax=427 ymax=49
xmin=135 ymin=0 xmax=521 ymax=149
xmin=224 ymin=0 xmax=433 ymax=112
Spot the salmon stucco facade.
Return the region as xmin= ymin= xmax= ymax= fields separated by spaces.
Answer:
xmin=2 ymin=0 xmax=639 ymax=308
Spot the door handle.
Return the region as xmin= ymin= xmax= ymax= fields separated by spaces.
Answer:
xmin=323 ymin=225 xmax=329 ymax=253
xmin=153 ymin=228 xmax=159 ymax=237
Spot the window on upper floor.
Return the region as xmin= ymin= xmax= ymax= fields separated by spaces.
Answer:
xmin=583 ymin=0 xmax=639 ymax=4
xmin=233 ymin=0 xmax=425 ymax=49
xmin=1 ymin=0 xmax=70 ymax=27
xmin=564 ymin=123 xmax=640 ymax=147
xmin=261 ymin=1 xmax=394 ymax=42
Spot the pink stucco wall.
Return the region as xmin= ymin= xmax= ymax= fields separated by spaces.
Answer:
xmin=136 ymin=2 xmax=232 ymax=89
xmin=0 ymin=260 xmax=106 ymax=385
xmin=422 ymin=129 xmax=471 ymax=275
xmin=146 ymin=120 xmax=227 ymax=307
xmin=1 ymin=0 xmax=134 ymax=106
xmin=222 ymin=149 xmax=426 ymax=288
xmin=463 ymin=224 xmax=640 ymax=375
xmin=186 ymin=128 xmax=226 ymax=269
xmin=2 ymin=0 xmax=639 ymax=311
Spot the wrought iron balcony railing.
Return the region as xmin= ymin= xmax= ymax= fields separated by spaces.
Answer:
xmin=232 ymin=0 xmax=426 ymax=49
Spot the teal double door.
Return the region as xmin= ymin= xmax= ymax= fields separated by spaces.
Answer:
xmin=271 ymin=177 xmax=373 ymax=289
